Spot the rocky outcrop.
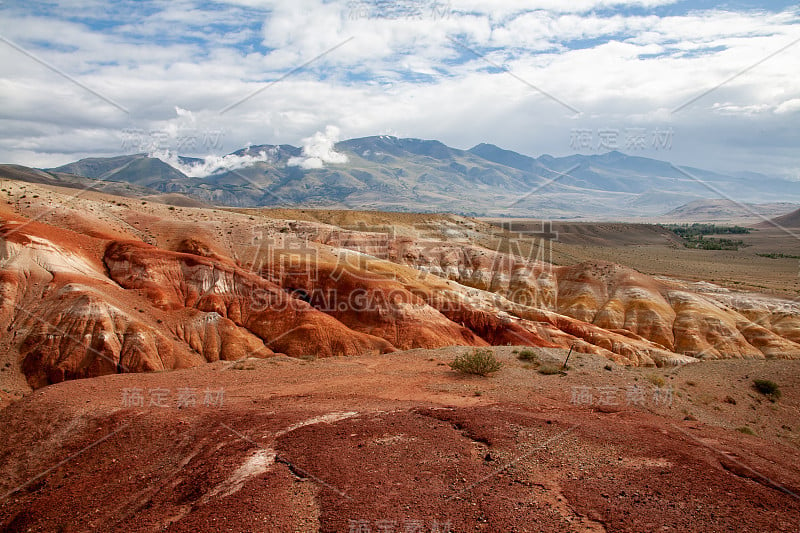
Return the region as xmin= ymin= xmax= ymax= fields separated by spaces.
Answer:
xmin=295 ymin=223 xmax=800 ymax=362
xmin=171 ymin=308 xmax=273 ymax=362
xmin=555 ymin=262 xmax=676 ymax=350
xmin=3 ymin=199 xmax=800 ymax=391
xmin=104 ymin=241 xmax=395 ymax=358
xmin=19 ymin=284 xmax=181 ymax=388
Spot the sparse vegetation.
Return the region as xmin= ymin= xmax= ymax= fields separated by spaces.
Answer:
xmin=753 ymin=379 xmax=781 ymax=401
xmin=646 ymin=373 xmax=666 ymax=387
xmin=516 ymin=349 xmax=538 ymax=362
xmin=449 ymin=349 xmax=502 ymax=376
xmin=661 ymin=223 xmax=749 ymax=250
xmin=537 ymin=364 xmax=565 ymax=375
xmin=663 ymin=223 xmax=750 ymax=237
xmin=736 ymin=426 xmax=756 ymax=435
xmin=757 ymin=252 xmax=800 ymax=259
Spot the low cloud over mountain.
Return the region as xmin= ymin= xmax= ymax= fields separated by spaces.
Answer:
xmin=49 ymin=135 xmax=800 ymax=219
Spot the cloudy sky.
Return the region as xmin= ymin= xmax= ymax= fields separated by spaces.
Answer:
xmin=1 ymin=0 xmax=799 ymax=178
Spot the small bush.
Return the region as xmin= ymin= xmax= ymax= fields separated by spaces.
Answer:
xmin=537 ymin=364 xmax=564 ymax=375
xmin=753 ymin=379 xmax=781 ymax=400
xmin=646 ymin=373 xmax=666 ymax=387
xmin=449 ymin=349 xmax=502 ymax=376
xmin=517 ymin=349 xmax=538 ymax=362
xmin=736 ymin=426 xmax=755 ymax=435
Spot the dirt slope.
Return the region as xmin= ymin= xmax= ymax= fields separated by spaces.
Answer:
xmin=757 ymin=208 xmax=800 ymax=229
xmin=1 ymin=348 xmax=799 ymax=532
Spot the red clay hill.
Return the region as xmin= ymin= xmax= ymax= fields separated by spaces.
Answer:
xmin=0 ymin=180 xmax=799 ymax=398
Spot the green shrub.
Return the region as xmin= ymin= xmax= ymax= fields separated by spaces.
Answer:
xmin=736 ymin=426 xmax=755 ymax=435
xmin=517 ymin=349 xmax=538 ymax=362
xmin=753 ymin=379 xmax=781 ymax=400
xmin=449 ymin=349 xmax=502 ymax=376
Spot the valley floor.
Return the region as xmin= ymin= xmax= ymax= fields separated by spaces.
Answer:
xmin=478 ymin=220 xmax=800 ymax=298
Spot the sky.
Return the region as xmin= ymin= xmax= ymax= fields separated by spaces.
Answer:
xmin=0 ymin=0 xmax=799 ymax=179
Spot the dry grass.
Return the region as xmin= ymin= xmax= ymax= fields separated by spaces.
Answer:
xmin=449 ymin=349 xmax=502 ymax=377
xmin=753 ymin=379 xmax=781 ymax=401
xmin=517 ymin=349 xmax=539 ymax=363
xmin=537 ymin=364 xmax=565 ymax=375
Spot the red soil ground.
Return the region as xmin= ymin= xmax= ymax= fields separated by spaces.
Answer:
xmin=1 ymin=347 xmax=798 ymax=532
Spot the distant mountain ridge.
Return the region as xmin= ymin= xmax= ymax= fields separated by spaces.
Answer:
xmin=55 ymin=154 xmax=187 ymax=188
xmin=662 ymin=199 xmax=800 ymax=223
xmin=43 ymin=136 xmax=800 ymax=218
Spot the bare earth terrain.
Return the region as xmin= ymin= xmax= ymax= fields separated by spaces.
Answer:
xmin=0 ymin=180 xmax=799 ymax=531
xmin=482 ymin=219 xmax=800 ymax=297
xmin=2 ymin=349 xmax=799 ymax=532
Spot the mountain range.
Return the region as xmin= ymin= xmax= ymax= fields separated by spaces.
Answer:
xmin=33 ymin=136 xmax=800 ymax=218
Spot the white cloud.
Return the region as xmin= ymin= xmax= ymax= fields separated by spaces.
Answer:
xmin=144 ymin=107 xmax=274 ymax=177
xmin=0 ymin=0 xmax=798 ymax=180
xmin=775 ymin=98 xmax=800 ymax=114
xmin=287 ymin=125 xmax=348 ymax=169
xmin=712 ymin=102 xmax=771 ymax=115
xmin=152 ymin=149 xmax=274 ymax=177
xmin=453 ymin=0 xmax=678 ymax=15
